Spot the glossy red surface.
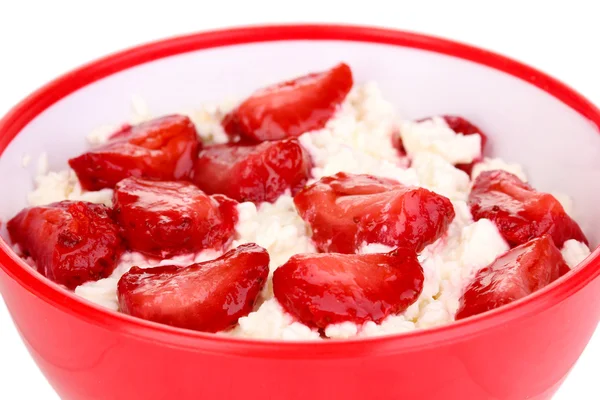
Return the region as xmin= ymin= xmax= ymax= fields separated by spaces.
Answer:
xmin=444 ymin=115 xmax=487 ymax=174
xmin=69 ymin=114 xmax=201 ymax=190
xmin=273 ymin=248 xmax=424 ymax=328
xmin=118 ymin=243 xmax=269 ymax=333
xmin=1 ymin=25 xmax=600 ymax=400
xmin=7 ymin=201 xmax=123 ymax=289
xmin=113 ymin=177 xmax=238 ymax=257
xmin=193 ymin=139 xmax=311 ymax=203
xmin=294 ymin=172 xmax=455 ymax=253
xmin=469 ymin=170 xmax=588 ymax=248
xmin=457 ymin=235 xmax=569 ymax=320
xmin=222 ymin=62 xmax=353 ymax=141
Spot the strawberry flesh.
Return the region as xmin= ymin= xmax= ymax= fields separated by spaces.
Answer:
xmin=222 ymin=63 xmax=353 ymax=141
xmin=113 ymin=177 xmax=237 ymax=258
xmin=193 ymin=139 xmax=312 ymax=203
xmin=456 ymin=235 xmax=569 ymax=320
xmin=117 ymin=243 xmax=270 ymax=332
xmin=294 ymin=172 xmax=455 ymax=253
xmin=469 ymin=170 xmax=587 ymax=247
xmin=69 ymin=115 xmax=201 ymax=190
xmin=273 ymin=248 xmax=424 ymax=329
xmin=7 ymin=201 xmax=123 ymax=289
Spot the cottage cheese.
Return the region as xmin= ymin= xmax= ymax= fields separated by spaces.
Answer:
xmin=561 ymin=239 xmax=591 ymax=269
xmin=22 ymin=82 xmax=589 ymax=340
xmin=28 ymin=168 xmax=114 ymax=207
xmin=87 ymin=125 xmax=121 ymax=146
xmin=411 ymin=152 xmax=470 ymax=201
xmin=178 ymin=99 xmax=236 ymax=145
xmin=298 ymin=84 xmax=417 ymax=186
xmin=399 ymin=116 xmax=482 ymax=165
xmin=232 ymin=196 xmax=316 ymax=298
xmin=228 ymin=299 xmax=320 ymax=340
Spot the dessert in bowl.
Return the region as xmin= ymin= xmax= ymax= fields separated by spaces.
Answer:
xmin=0 ymin=25 xmax=599 ymax=400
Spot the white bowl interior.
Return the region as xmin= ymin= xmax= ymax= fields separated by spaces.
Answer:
xmin=1 ymin=40 xmax=599 ymax=246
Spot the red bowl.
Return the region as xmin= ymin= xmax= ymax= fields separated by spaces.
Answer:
xmin=1 ymin=25 xmax=600 ymax=400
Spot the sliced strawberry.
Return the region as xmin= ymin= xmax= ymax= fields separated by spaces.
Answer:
xmin=456 ymin=235 xmax=569 ymax=320
xmin=391 ymin=127 xmax=407 ymax=158
xmin=69 ymin=115 xmax=201 ymax=190
xmin=273 ymin=248 xmax=424 ymax=329
xmin=469 ymin=170 xmax=587 ymax=248
xmin=113 ymin=177 xmax=237 ymax=258
xmin=223 ymin=63 xmax=353 ymax=141
xmin=294 ymin=172 xmax=455 ymax=254
xmin=7 ymin=201 xmax=123 ymax=289
xmin=117 ymin=243 xmax=269 ymax=332
xmin=193 ymin=139 xmax=312 ymax=203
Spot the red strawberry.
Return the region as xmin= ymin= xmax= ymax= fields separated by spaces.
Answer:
xmin=193 ymin=139 xmax=312 ymax=203
xmin=117 ymin=243 xmax=269 ymax=332
xmin=294 ymin=172 xmax=455 ymax=254
xmin=273 ymin=248 xmax=424 ymax=329
xmin=113 ymin=177 xmax=237 ymax=258
xmin=469 ymin=170 xmax=587 ymax=248
xmin=222 ymin=63 xmax=353 ymax=141
xmin=69 ymin=115 xmax=201 ymax=190
xmin=456 ymin=235 xmax=569 ymax=320
xmin=391 ymin=127 xmax=407 ymax=158
xmin=7 ymin=201 xmax=123 ymax=289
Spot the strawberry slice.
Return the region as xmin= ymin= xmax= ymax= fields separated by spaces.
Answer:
xmin=273 ymin=248 xmax=424 ymax=329
xmin=7 ymin=201 xmax=123 ymax=289
xmin=456 ymin=235 xmax=569 ymax=320
xmin=113 ymin=177 xmax=237 ymax=258
xmin=117 ymin=243 xmax=269 ymax=332
xmin=69 ymin=115 xmax=201 ymax=190
xmin=391 ymin=127 xmax=407 ymax=158
xmin=193 ymin=139 xmax=312 ymax=203
xmin=222 ymin=63 xmax=353 ymax=141
xmin=469 ymin=170 xmax=587 ymax=248
xmin=294 ymin=172 xmax=455 ymax=253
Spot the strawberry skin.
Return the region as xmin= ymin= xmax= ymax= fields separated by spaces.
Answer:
xmin=273 ymin=248 xmax=424 ymax=329
xmin=113 ymin=177 xmax=238 ymax=258
xmin=222 ymin=63 xmax=353 ymax=141
xmin=193 ymin=139 xmax=312 ymax=203
xmin=469 ymin=170 xmax=587 ymax=247
xmin=7 ymin=201 xmax=123 ymax=289
xmin=69 ymin=115 xmax=201 ymax=190
xmin=117 ymin=243 xmax=270 ymax=332
xmin=294 ymin=172 xmax=455 ymax=253
xmin=456 ymin=235 xmax=569 ymax=320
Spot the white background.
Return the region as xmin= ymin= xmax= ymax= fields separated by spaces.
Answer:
xmin=0 ymin=1 xmax=599 ymax=399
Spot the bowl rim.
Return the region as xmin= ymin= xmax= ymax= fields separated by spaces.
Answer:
xmin=1 ymin=23 xmax=599 ymax=358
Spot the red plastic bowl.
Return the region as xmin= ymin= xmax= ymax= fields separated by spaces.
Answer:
xmin=1 ymin=25 xmax=600 ymax=400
